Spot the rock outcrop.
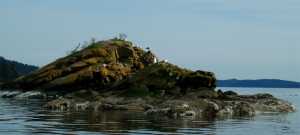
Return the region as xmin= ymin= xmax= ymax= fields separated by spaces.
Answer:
xmin=108 ymin=62 xmax=216 ymax=97
xmin=4 ymin=39 xmax=159 ymax=90
xmin=42 ymin=89 xmax=295 ymax=118
xmin=3 ymin=39 xmax=216 ymax=93
xmin=1 ymin=38 xmax=295 ymax=118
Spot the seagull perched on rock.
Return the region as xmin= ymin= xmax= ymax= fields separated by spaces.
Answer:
xmin=102 ymin=64 xmax=108 ymax=67
xmin=153 ymin=57 xmax=158 ymax=63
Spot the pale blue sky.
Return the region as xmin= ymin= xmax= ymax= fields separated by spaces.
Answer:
xmin=0 ymin=0 xmax=299 ymax=81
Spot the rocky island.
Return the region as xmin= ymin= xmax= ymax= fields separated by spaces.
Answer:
xmin=0 ymin=38 xmax=295 ymax=118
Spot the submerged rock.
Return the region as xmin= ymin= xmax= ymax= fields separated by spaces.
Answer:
xmin=15 ymin=91 xmax=46 ymax=99
xmin=0 ymin=91 xmax=22 ymax=98
xmin=0 ymin=90 xmax=47 ymax=99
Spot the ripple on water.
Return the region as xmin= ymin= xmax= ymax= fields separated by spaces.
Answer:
xmin=0 ymin=88 xmax=300 ymax=135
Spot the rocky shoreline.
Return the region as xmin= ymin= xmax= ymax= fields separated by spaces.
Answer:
xmin=45 ymin=89 xmax=295 ymax=118
xmin=0 ymin=89 xmax=295 ymax=119
xmin=0 ymin=38 xmax=296 ymax=118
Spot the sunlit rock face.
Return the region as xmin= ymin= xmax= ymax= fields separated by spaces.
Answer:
xmin=4 ymin=39 xmax=216 ymax=93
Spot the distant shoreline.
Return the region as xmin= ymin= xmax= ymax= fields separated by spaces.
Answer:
xmin=218 ymin=86 xmax=300 ymax=89
xmin=217 ymin=79 xmax=300 ymax=88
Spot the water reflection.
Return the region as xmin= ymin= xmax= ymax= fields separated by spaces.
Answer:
xmin=31 ymin=110 xmax=220 ymax=134
xmin=0 ymin=98 xmax=219 ymax=134
xmin=1 ymin=88 xmax=299 ymax=135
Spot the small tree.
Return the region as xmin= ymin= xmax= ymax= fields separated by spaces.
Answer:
xmin=118 ymin=33 xmax=127 ymax=40
xmin=91 ymin=37 xmax=96 ymax=44
xmin=67 ymin=43 xmax=81 ymax=55
xmin=82 ymin=41 xmax=89 ymax=48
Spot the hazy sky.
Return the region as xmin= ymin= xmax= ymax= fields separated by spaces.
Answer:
xmin=0 ymin=0 xmax=299 ymax=81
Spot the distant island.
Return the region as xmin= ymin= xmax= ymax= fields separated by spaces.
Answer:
xmin=0 ymin=56 xmax=38 ymax=83
xmin=218 ymin=79 xmax=300 ymax=88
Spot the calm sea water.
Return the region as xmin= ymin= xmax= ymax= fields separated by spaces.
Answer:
xmin=0 ymin=88 xmax=299 ymax=135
